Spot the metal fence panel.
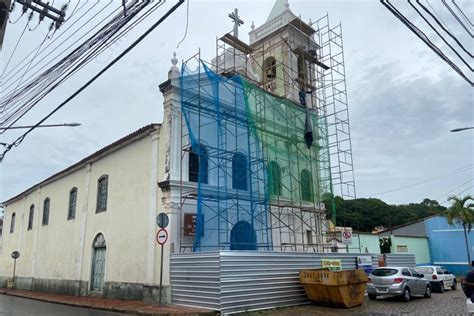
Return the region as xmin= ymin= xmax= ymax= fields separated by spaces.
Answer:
xmin=170 ymin=251 xmax=379 ymax=314
xmin=383 ymin=253 xmax=416 ymax=267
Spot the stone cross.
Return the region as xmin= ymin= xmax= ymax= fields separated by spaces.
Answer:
xmin=228 ymin=8 xmax=244 ymax=38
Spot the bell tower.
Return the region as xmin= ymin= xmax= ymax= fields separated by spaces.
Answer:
xmin=248 ymin=0 xmax=324 ymax=105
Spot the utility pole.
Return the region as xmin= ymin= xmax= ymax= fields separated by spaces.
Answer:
xmin=0 ymin=0 xmax=11 ymax=50
xmin=16 ymin=0 xmax=65 ymax=26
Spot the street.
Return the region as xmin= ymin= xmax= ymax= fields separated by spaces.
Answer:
xmin=0 ymin=295 xmax=131 ymax=316
xmin=244 ymin=288 xmax=468 ymax=315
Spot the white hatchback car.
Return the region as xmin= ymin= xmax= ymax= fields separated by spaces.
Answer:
xmin=414 ymin=265 xmax=457 ymax=292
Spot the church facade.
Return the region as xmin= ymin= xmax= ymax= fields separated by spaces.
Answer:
xmin=0 ymin=0 xmax=350 ymax=305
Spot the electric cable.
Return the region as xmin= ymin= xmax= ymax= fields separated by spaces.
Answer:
xmin=1 ymin=1 xmax=164 ymax=130
xmin=0 ymin=0 xmax=185 ymax=161
xmin=381 ymin=0 xmax=473 ymax=86
xmin=410 ymin=0 xmax=473 ymax=70
xmin=435 ymin=178 xmax=474 ymax=201
xmin=176 ymin=0 xmax=189 ymax=48
xmin=1 ymin=22 xmax=28 ymax=78
xmin=442 ymin=0 xmax=473 ymax=37
xmin=452 ymin=0 xmax=474 ymax=27
xmin=370 ymin=163 xmax=474 ymax=197
xmin=417 ymin=0 xmax=473 ymax=58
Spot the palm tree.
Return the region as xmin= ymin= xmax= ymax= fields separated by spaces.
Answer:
xmin=446 ymin=195 xmax=474 ymax=269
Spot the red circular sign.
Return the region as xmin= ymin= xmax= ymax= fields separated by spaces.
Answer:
xmin=156 ymin=228 xmax=168 ymax=245
xmin=342 ymin=231 xmax=352 ymax=239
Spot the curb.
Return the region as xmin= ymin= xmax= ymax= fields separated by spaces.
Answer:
xmin=0 ymin=289 xmax=215 ymax=315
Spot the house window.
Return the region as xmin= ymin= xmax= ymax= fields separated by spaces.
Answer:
xmin=263 ymin=56 xmax=276 ymax=82
xmin=232 ymin=153 xmax=247 ymax=190
xmin=68 ymin=188 xmax=77 ymax=220
xmin=301 ymin=169 xmax=314 ymax=202
xmin=10 ymin=212 xmax=16 ymax=233
xmin=396 ymin=245 xmax=408 ymax=252
xmin=42 ymin=198 xmax=50 ymax=226
xmin=188 ymin=144 xmax=208 ymax=184
xmin=28 ymin=204 xmax=34 ymax=230
xmin=96 ymin=175 xmax=108 ymax=213
xmin=268 ymin=161 xmax=282 ymax=196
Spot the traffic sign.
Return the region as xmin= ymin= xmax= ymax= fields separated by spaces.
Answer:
xmin=156 ymin=228 xmax=168 ymax=245
xmin=156 ymin=212 xmax=169 ymax=229
xmin=342 ymin=230 xmax=352 ymax=245
xmin=11 ymin=251 xmax=20 ymax=259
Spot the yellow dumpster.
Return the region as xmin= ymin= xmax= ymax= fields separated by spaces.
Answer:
xmin=300 ymin=269 xmax=368 ymax=308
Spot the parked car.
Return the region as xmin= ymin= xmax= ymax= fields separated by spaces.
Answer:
xmin=414 ymin=265 xmax=457 ymax=292
xmin=367 ymin=267 xmax=432 ymax=302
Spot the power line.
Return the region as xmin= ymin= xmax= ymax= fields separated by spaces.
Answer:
xmin=442 ymin=0 xmax=473 ymax=37
xmin=452 ymin=0 xmax=474 ymax=27
xmin=417 ymin=0 xmax=473 ymax=58
xmin=370 ymin=163 xmax=474 ymax=197
xmin=381 ymin=0 xmax=473 ymax=86
xmin=440 ymin=185 xmax=474 ymax=205
xmin=435 ymin=178 xmax=474 ymax=200
xmin=0 ymin=0 xmax=185 ymax=161
xmin=409 ymin=0 xmax=473 ymax=71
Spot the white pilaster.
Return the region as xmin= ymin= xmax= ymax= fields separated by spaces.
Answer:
xmin=147 ymin=131 xmax=160 ymax=284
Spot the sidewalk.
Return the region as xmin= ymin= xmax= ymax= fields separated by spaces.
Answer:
xmin=0 ymin=288 xmax=214 ymax=315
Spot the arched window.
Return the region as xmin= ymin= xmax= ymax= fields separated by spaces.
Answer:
xmin=96 ymin=175 xmax=108 ymax=213
xmin=301 ymin=169 xmax=314 ymax=202
xmin=268 ymin=161 xmax=282 ymax=196
xmin=10 ymin=212 xmax=16 ymax=233
xmin=263 ymin=56 xmax=276 ymax=82
xmin=28 ymin=204 xmax=34 ymax=231
xmin=91 ymin=233 xmax=106 ymax=291
xmin=232 ymin=153 xmax=247 ymax=190
xmin=42 ymin=198 xmax=50 ymax=226
xmin=188 ymin=144 xmax=208 ymax=184
xmin=68 ymin=188 xmax=77 ymax=220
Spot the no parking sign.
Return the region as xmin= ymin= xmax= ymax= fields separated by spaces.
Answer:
xmin=342 ymin=230 xmax=352 ymax=245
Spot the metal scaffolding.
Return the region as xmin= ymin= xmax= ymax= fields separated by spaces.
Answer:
xmin=177 ymin=13 xmax=355 ymax=253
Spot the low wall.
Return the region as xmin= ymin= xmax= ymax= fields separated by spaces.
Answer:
xmin=170 ymin=251 xmax=379 ymax=314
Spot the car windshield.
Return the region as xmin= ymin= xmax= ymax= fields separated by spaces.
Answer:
xmin=415 ymin=267 xmax=433 ymax=274
xmin=372 ymin=268 xmax=398 ymax=276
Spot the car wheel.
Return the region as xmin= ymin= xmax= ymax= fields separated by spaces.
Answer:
xmin=439 ymin=281 xmax=445 ymax=293
xmin=424 ymin=285 xmax=431 ymax=298
xmin=451 ymin=279 xmax=457 ymax=290
xmin=368 ymin=294 xmax=377 ymax=300
xmin=402 ymin=287 xmax=411 ymax=302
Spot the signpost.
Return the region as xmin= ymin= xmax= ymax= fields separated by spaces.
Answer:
xmin=11 ymin=251 xmax=20 ymax=289
xmin=155 ymin=212 xmax=169 ymax=306
xmin=342 ymin=230 xmax=352 ymax=245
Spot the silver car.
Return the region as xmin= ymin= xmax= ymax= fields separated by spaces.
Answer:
xmin=367 ymin=267 xmax=432 ymax=302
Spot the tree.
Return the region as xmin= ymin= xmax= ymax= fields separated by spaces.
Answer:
xmin=446 ymin=195 xmax=474 ymax=269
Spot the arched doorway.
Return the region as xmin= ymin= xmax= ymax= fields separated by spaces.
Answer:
xmin=91 ymin=233 xmax=106 ymax=291
xmin=230 ymin=221 xmax=257 ymax=250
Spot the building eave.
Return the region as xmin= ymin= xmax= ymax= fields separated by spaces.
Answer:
xmin=3 ymin=123 xmax=161 ymax=206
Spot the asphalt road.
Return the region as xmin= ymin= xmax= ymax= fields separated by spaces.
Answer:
xmin=243 ymin=288 xmax=468 ymax=316
xmin=0 ymin=295 xmax=133 ymax=316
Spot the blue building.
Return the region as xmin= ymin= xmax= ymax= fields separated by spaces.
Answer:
xmin=380 ymin=215 xmax=472 ymax=276
xmin=425 ymin=215 xmax=473 ymax=276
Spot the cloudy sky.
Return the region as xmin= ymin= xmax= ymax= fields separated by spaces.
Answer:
xmin=0 ymin=0 xmax=472 ymax=208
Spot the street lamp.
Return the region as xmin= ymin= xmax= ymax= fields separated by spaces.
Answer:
xmin=450 ymin=127 xmax=474 ymax=132
xmin=0 ymin=123 xmax=81 ymax=131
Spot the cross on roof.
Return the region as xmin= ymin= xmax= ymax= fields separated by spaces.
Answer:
xmin=228 ymin=8 xmax=244 ymax=38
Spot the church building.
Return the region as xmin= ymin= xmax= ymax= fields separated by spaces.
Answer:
xmin=0 ymin=0 xmax=356 ymax=311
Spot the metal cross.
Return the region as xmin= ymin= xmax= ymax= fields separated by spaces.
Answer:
xmin=228 ymin=8 xmax=244 ymax=38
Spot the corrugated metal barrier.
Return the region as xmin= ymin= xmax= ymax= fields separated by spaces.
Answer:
xmin=383 ymin=253 xmax=416 ymax=267
xmin=170 ymin=251 xmax=378 ymax=314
